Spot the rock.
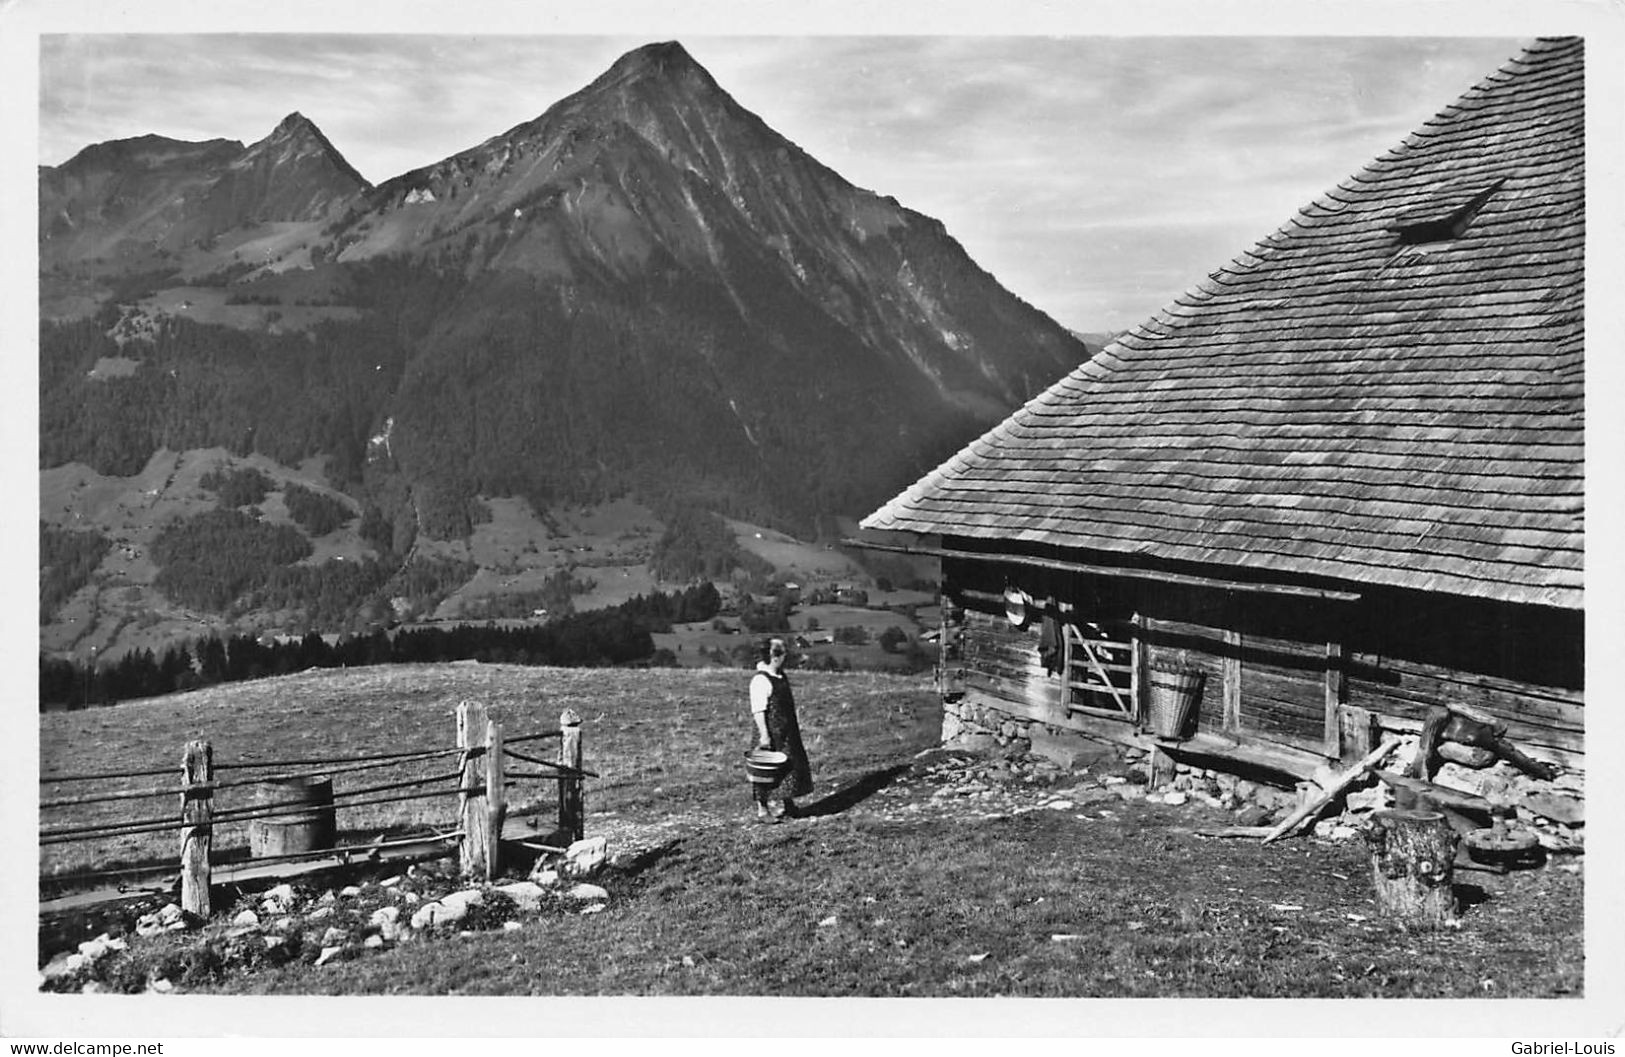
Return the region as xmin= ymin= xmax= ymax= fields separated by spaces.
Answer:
xmin=40 ymin=951 xmax=81 ymax=983
xmin=321 ymin=926 xmax=349 ymax=947
xmin=156 ymin=903 xmax=184 ymax=926
xmin=148 ymin=977 xmax=174 ymax=994
xmin=1551 ymin=771 xmax=1584 ymax=795
xmin=264 ymin=935 xmax=285 ymax=950
xmin=1522 ymin=793 xmax=1583 ymax=826
xmin=1234 ymin=805 xmax=1271 ymax=827
xmin=566 ymin=883 xmax=610 ymax=903
xmin=381 ymin=875 xmax=403 ymax=888
xmin=1312 ymin=820 xmax=1360 ymax=841
xmin=262 ymin=885 xmax=298 ymax=911
xmin=579 ymin=904 xmax=605 ymax=915
xmin=1045 ymin=800 xmax=1074 ymax=811
xmin=369 ymin=906 xmax=401 ymax=928
xmin=340 ymin=885 xmax=363 ymax=898
xmin=363 ymin=934 xmax=386 ymax=949
xmin=1191 ymin=791 xmax=1225 ymax=809
xmin=81 ymin=981 xmax=107 ymax=994
xmin=308 ymin=906 xmax=334 ymax=921
xmin=529 ymin=866 xmax=561 ymax=887
xmin=940 ymin=711 xmax=965 ymax=742
xmin=1343 ymin=786 xmax=1389 ymax=814
xmin=314 ymin=946 xmax=345 ymax=967
xmin=77 ymin=935 xmax=125 ymax=963
xmin=955 ymin=732 xmax=997 ymax=753
xmin=231 ymin=909 xmax=261 ymax=928
xmin=496 ymin=881 xmax=547 ymax=912
xmin=1115 ymin=785 xmax=1146 ymax=802
xmin=401 ymin=891 xmax=421 ymax=905
xmin=564 ymin=837 xmax=609 ymax=878
xmin=1233 ymin=779 xmax=1259 ymax=799
xmin=411 ymin=889 xmax=487 ymax=930
xmin=1101 ymin=775 xmax=1127 ymax=786
xmin=1163 ymin=791 xmax=1188 ymax=807
xmin=1535 ymin=828 xmax=1584 ymax=854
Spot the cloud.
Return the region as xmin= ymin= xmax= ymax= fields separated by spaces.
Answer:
xmin=38 ymin=33 xmax=1526 ymax=329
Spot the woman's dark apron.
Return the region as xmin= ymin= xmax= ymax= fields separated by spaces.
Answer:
xmin=761 ymin=669 xmax=813 ymax=798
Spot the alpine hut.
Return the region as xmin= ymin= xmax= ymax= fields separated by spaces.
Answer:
xmin=859 ymin=39 xmax=1584 ymax=803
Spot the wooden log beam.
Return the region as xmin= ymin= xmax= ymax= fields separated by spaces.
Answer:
xmin=851 ymin=539 xmax=1363 ymax=602
xmin=1262 ymin=736 xmax=1401 ymax=844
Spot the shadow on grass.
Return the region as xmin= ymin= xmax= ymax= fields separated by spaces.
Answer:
xmin=1454 ymin=882 xmax=1492 ymax=911
xmin=797 ymin=764 xmax=910 ymax=819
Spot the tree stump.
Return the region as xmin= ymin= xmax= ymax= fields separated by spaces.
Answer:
xmin=1364 ymin=809 xmax=1459 ymax=927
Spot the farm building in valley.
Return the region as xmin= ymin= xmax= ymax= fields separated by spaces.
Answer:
xmin=859 ymin=39 xmax=1583 ymax=799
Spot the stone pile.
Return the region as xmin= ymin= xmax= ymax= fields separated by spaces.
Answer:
xmin=39 ymin=836 xmax=615 ymax=994
xmin=941 ymin=718 xmax=1583 ymax=851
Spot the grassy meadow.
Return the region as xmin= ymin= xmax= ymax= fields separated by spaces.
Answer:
xmin=36 ymin=663 xmax=1584 ymax=998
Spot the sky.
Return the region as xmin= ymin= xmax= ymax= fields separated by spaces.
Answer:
xmin=35 ymin=31 xmax=1531 ymax=333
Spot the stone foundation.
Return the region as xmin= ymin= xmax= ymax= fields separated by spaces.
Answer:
xmin=941 ymin=698 xmax=1583 ymax=850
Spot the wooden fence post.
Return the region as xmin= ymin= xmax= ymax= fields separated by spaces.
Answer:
xmin=180 ymin=739 xmax=213 ymax=917
xmin=484 ymin=716 xmax=504 ymax=881
xmin=457 ymin=700 xmax=489 ymax=878
xmin=558 ymin=707 xmax=584 ymax=843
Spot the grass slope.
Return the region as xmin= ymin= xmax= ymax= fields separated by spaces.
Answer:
xmin=38 ymin=664 xmax=1583 ymax=998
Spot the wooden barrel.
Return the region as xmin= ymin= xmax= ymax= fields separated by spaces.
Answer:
xmin=1147 ymin=667 xmax=1203 ymax=739
xmin=249 ymin=775 xmax=336 ymax=858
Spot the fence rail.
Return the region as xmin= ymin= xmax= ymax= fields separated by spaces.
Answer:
xmin=38 ymin=702 xmax=587 ymax=916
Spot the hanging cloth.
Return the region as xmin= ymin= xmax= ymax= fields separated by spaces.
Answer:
xmin=1038 ymin=612 xmax=1063 ymax=675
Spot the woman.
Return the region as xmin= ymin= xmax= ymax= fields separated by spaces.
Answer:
xmin=748 ymin=636 xmax=814 ymax=822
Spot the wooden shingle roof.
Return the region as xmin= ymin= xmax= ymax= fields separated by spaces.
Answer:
xmin=862 ymin=38 xmax=1583 ymax=610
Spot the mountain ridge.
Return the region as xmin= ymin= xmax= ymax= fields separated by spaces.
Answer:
xmin=39 ymin=40 xmax=1090 ymax=657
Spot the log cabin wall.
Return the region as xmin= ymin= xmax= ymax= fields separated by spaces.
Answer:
xmin=942 ymin=555 xmax=1583 ymax=775
xmin=1346 ymin=590 xmax=1583 ymax=771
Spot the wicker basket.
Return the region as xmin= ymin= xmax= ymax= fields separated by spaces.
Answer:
xmin=1147 ymin=666 xmax=1204 ymax=739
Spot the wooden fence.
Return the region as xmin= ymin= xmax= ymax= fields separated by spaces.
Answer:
xmin=39 ymin=701 xmax=592 ymax=917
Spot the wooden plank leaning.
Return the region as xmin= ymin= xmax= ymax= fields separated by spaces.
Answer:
xmin=1261 ymin=736 xmax=1401 ymax=845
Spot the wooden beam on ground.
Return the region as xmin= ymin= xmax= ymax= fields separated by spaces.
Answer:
xmin=1262 ymin=736 xmax=1401 ymax=844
